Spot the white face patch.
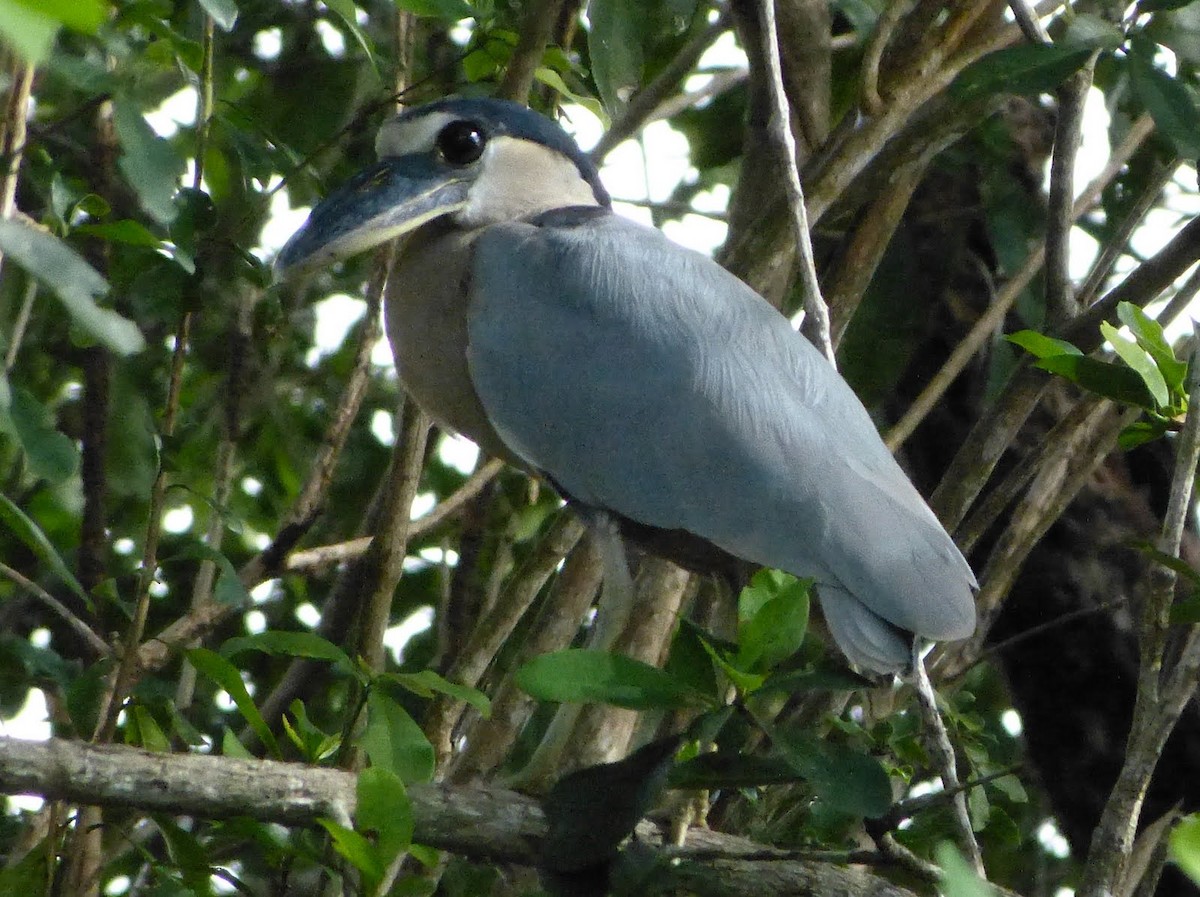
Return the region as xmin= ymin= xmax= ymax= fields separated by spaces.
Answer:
xmin=457 ymin=136 xmax=601 ymax=227
xmin=375 ymin=111 xmax=458 ymax=158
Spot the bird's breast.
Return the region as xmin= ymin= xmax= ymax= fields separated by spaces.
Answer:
xmin=386 ymin=224 xmax=517 ymax=463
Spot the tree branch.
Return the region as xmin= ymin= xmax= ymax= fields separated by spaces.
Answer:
xmin=757 ymin=0 xmax=833 ymax=362
xmin=0 ymin=735 xmax=933 ymax=897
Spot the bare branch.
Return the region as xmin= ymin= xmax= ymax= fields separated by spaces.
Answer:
xmin=887 ymin=113 xmax=1155 ymax=455
xmin=0 ymin=562 xmax=110 ymax=658
xmin=497 ymin=0 xmax=567 ymax=104
xmin=757 ymin=0 xmax=833 ymax=362
xmin=357 ymin=398 xmax=431 ymax=676
xmin=1006 ymin=0 xmax=1051 ymax=44
xmin=284 ymin=458 xmax=506 ymax=574
xmin=0 ymin=735 xmax=933 ymax=897
xmin=1045 ymin=56 xmax=1098 ymax=323
xmin=423 ymin=512 xmax=586 ymax=766
xmin=1079 ymin=337 xmax=1200 ymax=896
xmin=910 ymin=648 xmax=984 ymax=875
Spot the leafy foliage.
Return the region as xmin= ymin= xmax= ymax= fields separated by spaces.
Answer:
xmin=2 ymin=1 xmax=1200 ymax=896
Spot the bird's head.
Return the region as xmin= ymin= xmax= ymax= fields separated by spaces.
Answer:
xmin=275 ymin=97 xmax=611 ymax=277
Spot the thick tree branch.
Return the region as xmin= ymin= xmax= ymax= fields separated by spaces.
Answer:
xmin=0 ymin=735 xmax=932 ymax=897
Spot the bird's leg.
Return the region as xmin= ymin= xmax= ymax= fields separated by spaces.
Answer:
xmin=585 ymin=510 xmax=636 ymax=653
xmin=504 ymin=516 xmax=635 ymax=792
xmin=908 ymin=638 xmax=985 ymax=877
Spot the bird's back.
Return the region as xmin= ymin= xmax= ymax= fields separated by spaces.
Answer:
xmin=465 ymin=210 xmax=976 ymax=671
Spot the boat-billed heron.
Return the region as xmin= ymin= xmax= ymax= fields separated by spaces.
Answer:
xmin=277 ymin=97 xmax=977 ymax=673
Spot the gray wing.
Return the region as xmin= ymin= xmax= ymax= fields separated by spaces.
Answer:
xmin=465 ymin=211 xmax=975 ymax=671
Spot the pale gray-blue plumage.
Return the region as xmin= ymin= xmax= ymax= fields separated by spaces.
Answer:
xmin=277 ymin=97 xmax=977 ymax=673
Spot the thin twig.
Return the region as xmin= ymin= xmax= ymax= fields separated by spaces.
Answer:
xmin=496 ymin=0 xmax=566 ymax=104
xmin=357 ymin=399 xmax=432 ymax=677
xmin=1077 ymin=162 xmax=1178 ymax=308
xmin=591 ymin=10 xmax=733 ymax=161
xmin=4 ymin=276 xmax=36 ymax=371
xmin=0 ymin=58 xmax=33 ymax=224
xmin=0 ymin=562 xmax=110 ymax=658
xmin=95 ymin=314 xmax=192 ymax=744
xmin=1079 ymin=336 xmax=1200 ymax=896
xmin=888 ymin=113 xmax=1155 ymax=454
xmin=827 ymin=159 xmax=927 ymax=348
xmin=1006 ymin=0 xmax=1052 ymax=44
xmin=284 ymin=457 xmax=505 ymax=573
xmin=175 ymin=14 xmax=230 ymax=714
xmin=1046 ymin=55 xmax=1098 ymax=323
xmin=757 ymin=0 xmax=833 ymax=363
xmin=860 ymin=0 xmax=914 ymax=114
xmin=909 ymin=646 xmax=984 ymax=875
xmin=423 ymin=512 xmax=586 ymax=769
xmin=961 ymin=403 xmax=1133 ymax=662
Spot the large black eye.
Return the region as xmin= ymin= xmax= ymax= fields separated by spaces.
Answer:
xmin=436 ymin=120 xmax=486 ymax=165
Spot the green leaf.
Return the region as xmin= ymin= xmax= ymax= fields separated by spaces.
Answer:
xmin=736 ymin=571 xmax=810 ymax=673
xmin=382 ymin=670 xmax=490 ymax=717
xmin=320 ymin=0 xmax=380 ymax=78
xmin=0 ymin=848 xmax=47 ymax=893
xmin=1130 ymin=51 xmax=1200 ymax=160
xmin=952 ymin=44 xmax=1095 ymax=103
xmin=588 ymin=0 xmax=643 ymax=113
xmin=223 ymin=630 xmax=355 ymax=677
xmin=665 ymin=619 xmax=720 ymax=699
xmin=0 ymin=3 xmax=52 ymax=64
xmin=1119 ymin=417 xmax=1171 ymax=449
xmin=282 ymin=700 xmax=340 ymax=761
xmin=0 ymin=491 xmax=88 ymax=602
xmin=0 ymin=220 xmax=144 ymax=356
xmin=759 ymin=665 xmax=874 ymax=694
xmin=15 ymin=0 xmax=104 ymax=32
xmin=773 ymin=729 xmax=892 ymax=819
xmin=357 ymin=767 xmax=413 ymax=858
xmin=128 ymin=705 xmax=171 ymax=752
xmin=1101 ymin=321 xmax=1170 ymax=406
xmin=1061 ymin=13 xmax=1124 ymax=49
xmin=187 ymin=648 xmax=279 ymax=757
xmin=221 ymin=728 xmax=252 ymax=759
xmin=1035 ymin=354 xmax=1158 ymax=408
xmin=112 ymin=97 xmax=183 ymax=225
xmin=167 ymin=543 xmax=250 ymax=607
xmin=697 ymin=631 xmax=766 ymax=694
xmin=7 ymin=386 xmax=79 ymax=483
xmin=1005 ymin=329 xmax=1083 ymax=359
xmin=197 ymin=0 xmax=238 ymax=31
xmin=362 ymin=689 xmax=435 ymax=784
xmin=0 ymin=0 xmax=104 ymax=64
xmin=74 ymin=220 xmax=166 ymax=249
xmin=1117 ymin=302 xmax=1188 ymax=395
xmin=152 ymin=815 xmax=213 ymax=893
xmin=533 ymin=67 xmax=608 ymax=127
xmin=1171 ymin=815 xmax=1200 ymax=883
xmin=936 ymin=841 xmax=994 ymax=896
xmin=394 ymin=0 xmax=474 ymax=20
xmin=318 ymin=819 xmax=385 ymax=885
xmin=514 ymin=649 xmax=710 ymax=710
xmin=669 ymin=753 xmax=802 ymax=790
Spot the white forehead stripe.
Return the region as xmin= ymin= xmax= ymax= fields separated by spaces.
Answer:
xmin=375 ymin=111 xmax=459 ymax=158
